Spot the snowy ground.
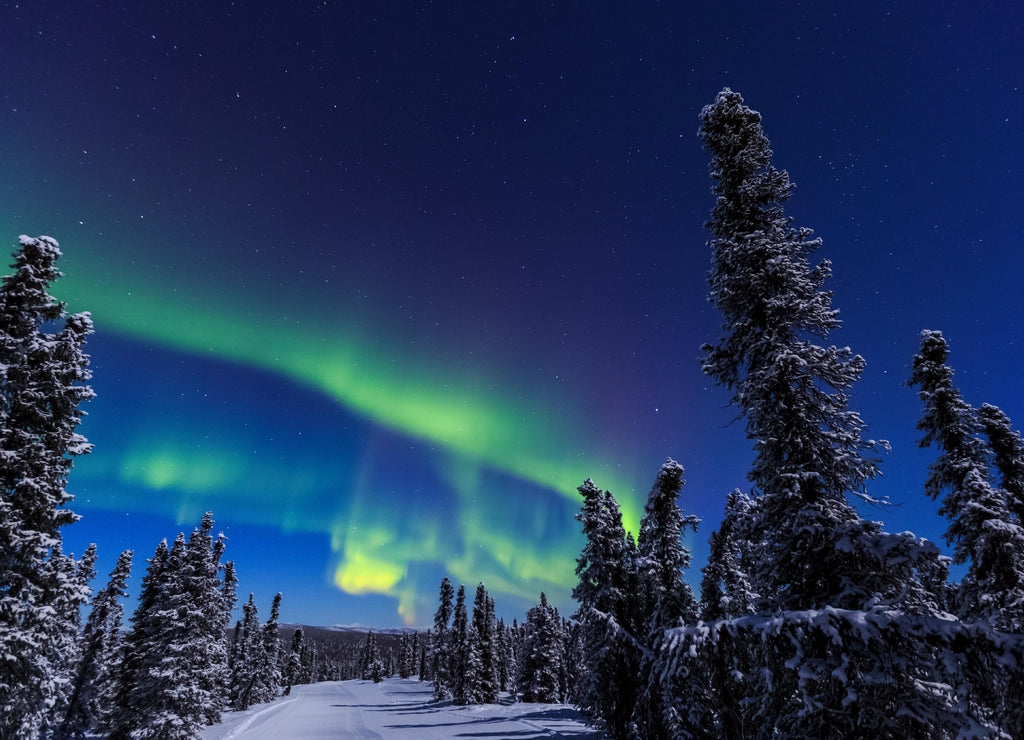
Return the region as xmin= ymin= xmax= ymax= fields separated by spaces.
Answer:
xmin=199 ymin=678 xmax=601 ymax=739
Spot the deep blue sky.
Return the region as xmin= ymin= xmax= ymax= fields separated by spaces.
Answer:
xmin=3 ymin=1 xmax=1021 ymax=627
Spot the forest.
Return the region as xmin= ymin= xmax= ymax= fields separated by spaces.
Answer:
xmin=1 ymin=89 xmax=1022 ymax=739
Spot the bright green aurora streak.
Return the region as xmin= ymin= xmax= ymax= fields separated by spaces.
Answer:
xmin=51 ymin=243 xmax=642 ymax=623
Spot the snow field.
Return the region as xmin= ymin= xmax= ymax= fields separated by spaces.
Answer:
xmin=200 ymin=678 xmax=600 ymax=739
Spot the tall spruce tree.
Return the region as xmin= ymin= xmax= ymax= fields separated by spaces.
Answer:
xmin=359 ymin=631 xmax=385 ymax=682
xmin=397 ymin=633 xmax=413 ymax=679
xmin=699 ymin=88 xmax=891 ymax=611
xmin=105 ymin=539 xmax=169 ymax=738
xmin=60 ymin=548 xmax=133 ymax=738
xmin=909 ymin=330 xmax=1024 ymax=629
xmin=419 ymin=628 xmax=431 ymax=681
xmin=519 ymin=592 xmax=564 ymax=703
xmin=284 ymin=627 xmax=304 ymax=692
xmin=230 ymin=593 xmax=263 ymax=710
xmin=636 ymin=459 xmax=699 ymax=631
xmin=0 ymin=235 xmax=95 ymax=739
xmin=110 ymin=533 xmax=198 ymax=739
xmin=700 ymin=490 xmax=758 ymax=621
xmin=634 ymin=460 xmax=699 ymax=740
xmin=431 ymin=577 xmax=455 ymax=700
xmin=979 ymin=403 xmax=1024 ymax=526
xmin=562 ymin=620 xmax=585 ymax=704
xmin=47 ymin=541 xmax=96 ymax=733
xmin=471 ymin=584 xmax=498 ymax=703
xmin=450 ymin=584 xmax=474 ymax=704
xmin=255 ymin=592 xmax=283 ymax=700
xmin=184 ymin=513 xmax=234 ymax=723
xmin=410 ymin=630 xmax=421 ymax=679
xmin=495 ymin=618 xmax=513 ymax=693
xmin=571 ymin=478 xmax=641 ymax=739
xmin=509 ymin=619 xmax=525 ymax=698
xmin=908 ymin=330 xmax=1024 ymax=735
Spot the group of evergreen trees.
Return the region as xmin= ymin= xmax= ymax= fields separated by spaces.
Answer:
xmin=72 ymin=513 xmax=316 ymax=738
xmin=21 ymin=502 xmax=303 ymax=740
xmin=104 ymin=515 xmax=237 ymax=738
xmin=0 ymin=235 xmax=305 ymax=737
xmin=423 ymin=578 xmax=578 ymax=705
xmin=565 ymin=89 xmax=1024 ymax=739
xmin=359 ymin=627 xmax=426 ymax=682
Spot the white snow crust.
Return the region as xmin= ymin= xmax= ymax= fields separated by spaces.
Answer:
xmin=200 ymin=678 xmax=599 ymax=739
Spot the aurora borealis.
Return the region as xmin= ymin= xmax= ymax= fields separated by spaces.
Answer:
xmin=4 ymin=2 xmax=1022 ymax=626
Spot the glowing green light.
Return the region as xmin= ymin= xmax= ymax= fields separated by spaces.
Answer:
xmin=45 ymin=237 xmax=649 ymax=623
xmin=57 ymin=249 xmax=641 ymax=516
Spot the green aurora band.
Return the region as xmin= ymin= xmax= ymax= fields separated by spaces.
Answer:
xmin=39 ymin=236 xmax=644 ymax=622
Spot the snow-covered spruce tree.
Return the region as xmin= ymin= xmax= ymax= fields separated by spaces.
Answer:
xmin=45 ymin=540 xmax=96 ymax=735
xmin=230 ymin=594 xmax=263 ymax=709
xmin=462 ymin=618 xmax=482 ymax=701
xmin=562 ymin=619 xmax=585 ymax=704
xmin=359 ymin=630 xmax=385 ymax=683
xmin=636 ymin=460 xmax=700 ymax=632
xmin=471 ymin=584 xmax=498 ymax=703
xmin=508 ymin=618 xmax=525 ymax=699
xmin=418 ymin=628 xmax=431 ymax=681
xmin=358 ymin=629 xmax=373 ymax=679
xmin=699 ymin=88 xmax=892 ymax=611
xmin=633 ymin=460 xmax=700 ymax=740
xmin=414 ymin=631 xmax=422 ymax=675
xmin=284 ymin=627 xmax=304 ymax=692
xmin=104 ymin=539 xmax=169 ymax=737
xmin=976 ymin=405 xmax=1024 ymax=735
xmin=909 ymin=330 xmax=1024 ymax=630
xmin=571 ymin=479 xmax=641 ymax=739
xmin=979 ymin=403 xmax=1024 ymax=528
xmin=60 ymin=548 xmax=133 ymax=738
xmin=494 ymin=619 xmax=512 ymax=693
xmin=221 ymin=560 xmax=238 ymax=645
xmin=431 ymin=576 xmax=454 ymax=700
xmin=690 ymin=492 xmax=761 ymax=738
xmin=184 ymin=513 xmax=235 ymax=722
xmin=519 ymin=592 xmax=565 ymax=703
xmin=450 ymin=584 xmax=478 ymax=704
xmin=407 ymin=632 xmax=418 ymax=678
xmin=370 ymin=647 xmax=386 ymax=682
xmin=254 ymin=592 xmax=283 ymax=701
xmin=0 ymin=235 xmax=95 ymax=739
xmin=111 ymin=534 xmax=197 ymax=739
xmin=700 ymin=490 xmax=758 ymax=622
xmin=397 ymin=633 xmax=412 ymax=679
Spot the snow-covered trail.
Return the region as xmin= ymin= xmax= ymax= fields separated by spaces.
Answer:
xmin=200 ymin=678 xmax=601 ymax=739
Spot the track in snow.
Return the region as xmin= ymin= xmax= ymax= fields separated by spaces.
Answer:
xmin=201 ymin=678 xmax=600 ymax=740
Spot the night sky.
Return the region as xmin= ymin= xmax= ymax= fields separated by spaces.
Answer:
xmin=3 ymin=2 xmax=1021 ymax=627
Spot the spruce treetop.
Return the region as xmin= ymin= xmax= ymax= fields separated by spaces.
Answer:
xmin=699 ymin=88 xmax=885 ymax=505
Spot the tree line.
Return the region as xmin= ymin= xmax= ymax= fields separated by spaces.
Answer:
xmin=421 ymin=578 xmax=579 ymax=704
